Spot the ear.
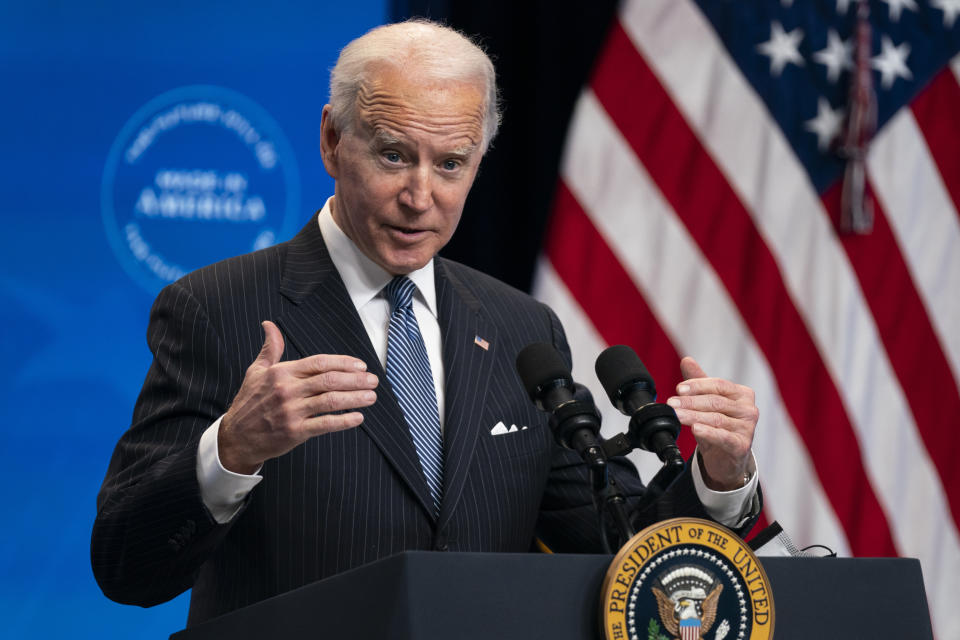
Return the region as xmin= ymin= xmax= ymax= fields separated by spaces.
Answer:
xmin=320 ymin=104 xmax=341 ymax=179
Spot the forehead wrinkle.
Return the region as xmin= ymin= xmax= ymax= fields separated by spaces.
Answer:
xmin=356 ymin=75 xmax=485 ymax=114
xmin=355 ymin=78 xmax=485 ymax=146
xmin=362 ymin=115 xmax=484 ymax=154
xmin=360 ymin=101 xmax=484 ymax=132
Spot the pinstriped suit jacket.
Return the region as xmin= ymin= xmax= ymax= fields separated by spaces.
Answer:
xmin=92 ymin=217 xmax=744 ymax=625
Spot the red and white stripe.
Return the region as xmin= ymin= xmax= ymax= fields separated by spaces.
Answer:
xmin=534 ymin=1 xmax=960 ymax=637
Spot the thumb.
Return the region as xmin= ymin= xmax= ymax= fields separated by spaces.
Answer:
xmin=679 ymin=356 xmax=707 ymax=381
xmin=256 ymin=320 xmax=285 ymax=366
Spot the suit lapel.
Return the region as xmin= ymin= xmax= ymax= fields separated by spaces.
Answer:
xmin=275 ymin=219 xmax=436 ymax=518
xmin=435 ymin=260 xmax=496 ymax=528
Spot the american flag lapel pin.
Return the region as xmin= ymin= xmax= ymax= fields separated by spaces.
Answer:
xmin=474 ymin=335 xmax=490 ymax=351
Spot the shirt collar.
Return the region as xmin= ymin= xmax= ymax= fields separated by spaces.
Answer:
xmin=317 ymin=197 xmax=438 ymax=318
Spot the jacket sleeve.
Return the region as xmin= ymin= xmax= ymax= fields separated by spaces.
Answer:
xmin=91 ymin=281 xmax=245 ymax=606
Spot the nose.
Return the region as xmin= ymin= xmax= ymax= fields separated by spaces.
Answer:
xmin=398 ymin=165 xmax=433 ymax=213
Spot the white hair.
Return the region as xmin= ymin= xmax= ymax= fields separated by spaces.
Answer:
xmin=329 ymin=19 xmax=501 ymax=152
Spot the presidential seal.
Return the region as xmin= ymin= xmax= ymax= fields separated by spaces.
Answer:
xmin=600 ymin=518 xmax=773 ymax=640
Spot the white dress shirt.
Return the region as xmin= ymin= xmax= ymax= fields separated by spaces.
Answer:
xmin=197 ymin=197 xmax=759 ymax=527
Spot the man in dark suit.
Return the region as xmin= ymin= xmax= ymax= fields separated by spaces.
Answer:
xmin=93 ymin=20 xmax=761 ymax=625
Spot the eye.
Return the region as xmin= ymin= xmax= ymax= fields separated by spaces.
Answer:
xmin=380 ymin=150 xmax=403 ymax=164
xmin=441 ymin=159 xmax=461 ymax=171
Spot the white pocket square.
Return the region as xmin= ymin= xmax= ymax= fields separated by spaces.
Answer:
xmin=490 ymin=421 xmax=528 ymax=436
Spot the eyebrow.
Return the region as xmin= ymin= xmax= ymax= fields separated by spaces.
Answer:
xmin=371 ymin=129 xmax=402 ymax=147
xmin=370 ymin=129 xmax=479 ymax=159
xmin=449 ymin=142 xmax=479 ymax=157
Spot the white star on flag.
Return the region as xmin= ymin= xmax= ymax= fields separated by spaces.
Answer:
xmin=813 ymin=29 xmax=853 ymax=83
xmin=932 ymin=0 xmax=960 ymax=28
xmin=872 ymin=35 xmax=913 ymax=89
xmin=757 ymin=21 xmax=805 ymax=77
xmin=881 ymin=0 xmax=918 ymax=22
xmin=805 ymin=97 xmax=845 ymax=151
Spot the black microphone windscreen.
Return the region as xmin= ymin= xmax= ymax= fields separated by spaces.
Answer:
xmin=516 ymin=343 xmax=571 ymax=399
xmin=594 ymin=345 xmax=655 ymax=401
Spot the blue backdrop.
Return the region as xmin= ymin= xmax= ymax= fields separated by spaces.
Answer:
xmin=0 ymin=2 xmax=386 ymax=636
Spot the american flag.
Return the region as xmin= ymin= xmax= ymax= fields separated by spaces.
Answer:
xmin=679 ymin=618 xmax=700 ymax=640
xmin=533 ymin=0 xmax=960 ymax=636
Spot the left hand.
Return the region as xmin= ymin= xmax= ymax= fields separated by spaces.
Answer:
xmin=666 ymin=357 xmax=758 ymax=491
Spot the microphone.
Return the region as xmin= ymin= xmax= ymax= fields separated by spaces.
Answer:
xmin=517 ymin=343 xmax=637 ymax=548
xmin=516 ymin=343 xmax=605 ymax=467
xmin=595 ymin=345 xmax=684 ymax=468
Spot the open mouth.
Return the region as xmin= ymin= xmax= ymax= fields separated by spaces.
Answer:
xmin=387 ymin=225 xmax=429 ymax=240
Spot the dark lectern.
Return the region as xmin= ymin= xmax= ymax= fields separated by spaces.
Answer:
xmin=171 ymin=552 xmax=932 ymax=639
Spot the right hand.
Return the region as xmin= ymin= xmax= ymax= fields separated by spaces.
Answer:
xmin=218 ymin=320 xmax=378 ymax=474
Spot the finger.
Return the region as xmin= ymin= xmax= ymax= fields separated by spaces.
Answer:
xmin=691 ymin=423 xmax=752 ymax=457
xmin=296 ymin=352 xmax=369 ymax=375
xmin=676 ymin=376 xmax=751 ymax=400
xmin=673 ymin=407 xmax=758 ymax=434
xmin=301 ymin=389 xmax=377 ymax=416
xmin=256 ymin=320 xmax=285 ymax=367
xmin=673 ymin=408 xmax=741 ymax=431
xmin=298 ymin=371 xmax=378 ymax=396
xmin=667 ymin=393 xmax=754 ymax=419
xmin=679 ymin=356 xmax=708 ymax=381
xmin=674 ymin=409 xmax=756 ymax=443
xmin=302 ymin=411 xmax=366 ymax=436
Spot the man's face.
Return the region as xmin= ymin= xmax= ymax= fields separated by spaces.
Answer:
xmin=321 ymin=66 xmax=486 ymax=275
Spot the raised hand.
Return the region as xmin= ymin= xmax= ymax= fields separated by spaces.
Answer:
xmin=666 ymin=357 xmax=757 ymax=491
xmin=218 ymin=321 xmax=379 ymax=474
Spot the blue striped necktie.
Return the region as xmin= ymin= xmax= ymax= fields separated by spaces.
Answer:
xmin=384 ymin=276 xmax=444 ymax=515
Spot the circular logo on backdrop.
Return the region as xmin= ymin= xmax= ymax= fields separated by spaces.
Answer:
xmin=102 ymin=85 xmax=300 ymax=294
xmin=600 ymin=518 xmax=774 ymax=640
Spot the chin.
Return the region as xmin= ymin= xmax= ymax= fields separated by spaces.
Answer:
xmin=381 ymin=250 xmax=434 ymax=275
xmin=381 ymin=258 xmax=426 ymax=275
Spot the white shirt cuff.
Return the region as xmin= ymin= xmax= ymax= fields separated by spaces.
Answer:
xmin=690 ymin=448 xmax=760 ymax=529
xmin=197 ymin=416 xmax=263 ymax=524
